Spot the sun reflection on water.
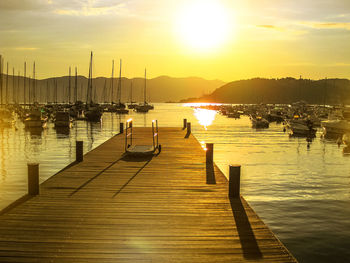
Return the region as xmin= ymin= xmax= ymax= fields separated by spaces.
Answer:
xmin=193 ymin=108 xmax=217 ymax=130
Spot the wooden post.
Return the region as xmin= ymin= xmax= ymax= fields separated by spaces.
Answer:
xmin=187 ymin=122 xmax=191 ymax=134
xmin=120 ymin=122 xmax=124 ymax=134
xmin=76 ymin=141 xmax=83 ymax=162
xmin=183 ymin=118 xmax=187 ymax=129
xmin=206 ymin=143 xmax=213 ymax=164
xmin=229 ymin=165 xmax=241 ymax=199
xmin=28 ymin=163 xmax=39 ymax=195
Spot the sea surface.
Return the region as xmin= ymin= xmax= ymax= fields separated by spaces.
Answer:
xmin=0 ymin=103 xmax=349 ymax=263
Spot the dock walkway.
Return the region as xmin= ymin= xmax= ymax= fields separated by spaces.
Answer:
xmin=0 ymin=127 xmax=297 ymax=262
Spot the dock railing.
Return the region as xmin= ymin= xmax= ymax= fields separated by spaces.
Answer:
xmin=125 ymin=119 xmax=133 ymax=151
xmin=152 ymin=120 xmax=159 ymax=150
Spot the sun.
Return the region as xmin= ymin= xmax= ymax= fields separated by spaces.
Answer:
xmin=175 ymin=0 xmax=232 ymax=52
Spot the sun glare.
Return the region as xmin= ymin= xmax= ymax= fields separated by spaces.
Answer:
xmin=175 ymin=0 xmax=232 ymax=52
xmin=193 ymin=108 xmax=216 ymax=130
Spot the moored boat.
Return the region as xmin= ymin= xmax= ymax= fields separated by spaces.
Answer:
xmin=54 ymin=111 xmax=72 ymax=128
xmin=24 ymin=109 xmax=47 ymax=128
xmin=135 ymin=68 xmax=153 ymax=113
xmin=287 ymin=119 xmax=316 ymax=137
xmin=251 ymin=115 xmax=269 ymax=128
xmin=321 ymin=119 xmax=350 ymax=137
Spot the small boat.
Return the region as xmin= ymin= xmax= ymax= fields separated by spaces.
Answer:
xmin=24 ymin=109 xmax=47 ymax=128
xmin=267 ymin=109 xmax=285 ymax=122
xmin=85 ymin=105 xmax=102 ymax=122
xmin=135 ymin=103 xmax=153 ymax=113
xmin=127 ymin=103 xmax=137 ymax=109
xmin=321 ymin=119 xmax=350 ymax=137
xmin=115 ymin=108 xmax=129 ymax=114
xmin=227 ymin=111 xmax=240 ymax=119
xmin=251 ymin=115 xmax=269 ymax=128
xmin=54 ymin=111 xmax=72 ymax=128
xmin=287 ymin=119 xmax=316 ymax=137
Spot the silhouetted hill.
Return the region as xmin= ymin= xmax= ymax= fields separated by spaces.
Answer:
xmin=180 ymin=78 xmax=350 ymax=105
xmin=0 ymin=75 xmax=224 ymax=103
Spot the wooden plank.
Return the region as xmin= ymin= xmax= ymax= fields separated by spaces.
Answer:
xmin=0 ymin=128 xmax=297 ymax=262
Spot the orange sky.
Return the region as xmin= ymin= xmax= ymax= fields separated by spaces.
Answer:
xmin=0 ymin=0 xmax=350 ymax=82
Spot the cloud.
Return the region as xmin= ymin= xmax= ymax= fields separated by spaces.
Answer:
xmin=257 ymin=25 xmax=284 ymax=31
xmin=0 ymin=0 xmax=133 ymax=17
xmin=53 ymin=0 xmax=132 ymax=17
xmin=257 ymin=25 xmax=279 ymax=29
xmin=302 ymin=22 xmax=350 ymax=30
xmin=255 ymin=24 xmax=308 ymax=36
xmin=0 ymin=0 xmax=52 ymax=11
xmin=13 ymin=47 xmax=39 ymax=51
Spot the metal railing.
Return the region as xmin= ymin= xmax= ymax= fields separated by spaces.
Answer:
xmin=125 ymin=118 xmax=133 ymax=151
xmin=152 ymin=120 xmax=159 ymax=150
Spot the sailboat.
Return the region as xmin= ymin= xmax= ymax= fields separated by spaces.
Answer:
xmin=24 ymin=107 xmax=48 ymax=128
xmin=84 ymin=51 xmax=102 ymax=122
xmin=127 ymin=80 xmax=137 ymax=109
xmin=135 ymin=69 xmax=154 ymax=113
xmin=114 ymin=59 xmax=128 ymax=114
xmin=54 ymin=111 xmax=72 ymax=128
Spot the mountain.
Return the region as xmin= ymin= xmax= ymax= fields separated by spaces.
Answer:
xmin=180 ymin=78 xmax=350 ymax=105
xmin=0 ymin=75 xmax=225 ymax=103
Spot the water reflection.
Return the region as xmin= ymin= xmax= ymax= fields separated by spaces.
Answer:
xmin=55 ymin=127 xmax=70 ymax=136
xmin=25 ymin=127 xmax=43 ymax=136
xmin=1 ymin=104 xmax=350 ymax=263
xmin=193 ymin=108 xmax=216 ymax=130
xmin=0 ymin=129 xmax=6 ymax=181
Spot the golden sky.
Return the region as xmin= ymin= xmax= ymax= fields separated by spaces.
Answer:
xmin=0 ymin=0 xmax=350 ymax=81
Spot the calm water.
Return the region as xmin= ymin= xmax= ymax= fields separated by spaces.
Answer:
xmin=0 ymin=103 xmax=349 ymax=263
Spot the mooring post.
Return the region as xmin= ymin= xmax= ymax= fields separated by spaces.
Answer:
xmin=187 ymin=122 xmax=191 ymax=135
xmin=120 ymin=122 xmax=124 ymax=134
xmin=28 ymin=163 xmax=39 ymax=195
xmin=229 ymin=165 xmax=241 ymax=199
xmin=183 ymin=118 xmax=187 ymax=129
xmin=76 ymin=141 xmax=83 ymax=162
xmin=206 ymin=143 xmax=213 ymax=164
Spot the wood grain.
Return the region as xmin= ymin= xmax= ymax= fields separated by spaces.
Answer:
xmin=0 ymin=127 xmax=297 ymax=262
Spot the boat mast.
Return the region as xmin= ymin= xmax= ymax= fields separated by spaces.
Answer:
xmin=103 ymin=79 xmax=107 ymax=103
xmin=69 ymin=66 xmax=71 ymax=104
xmin=111 ymin=60 xmax=114 ymax=104
xmin=54 ymin=78 xmax=58 ymax=104
xmin=12 ymin=67 xmax=15 ymax=104
xmin=33 ymin=61 xmax=36 ymax=104
xmin=87 ymin=51 xmax=93 ymax=104
xmin=17 ymin=70 xmax=20 ymax=104
xmin=0 ymin=55 xmax=2 ymax=106
xmin=130 ymin=80 xmax=133 ymax=103
xmin=46 ymin=79 xmax=49 ymax=103
xmin=118 ymin=59 xmax=122 ymax=104
xmin=144 ymin=68 xmax=146 ymax=104
xmin=29 ymin=67 xmax=31 ymax=105
xmin=24 ymin=62 xmax=26 ymax=106
xmin=324 ymin=77 xmax=327 ymax=107
xmin=75 ymin=67 xmax=77 ymax=103
xmin=6 ymin=62 xmax=8 ymax=105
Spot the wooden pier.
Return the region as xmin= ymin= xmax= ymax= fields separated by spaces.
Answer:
xmin=0 ymin=127 xmax=297 ymax=262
